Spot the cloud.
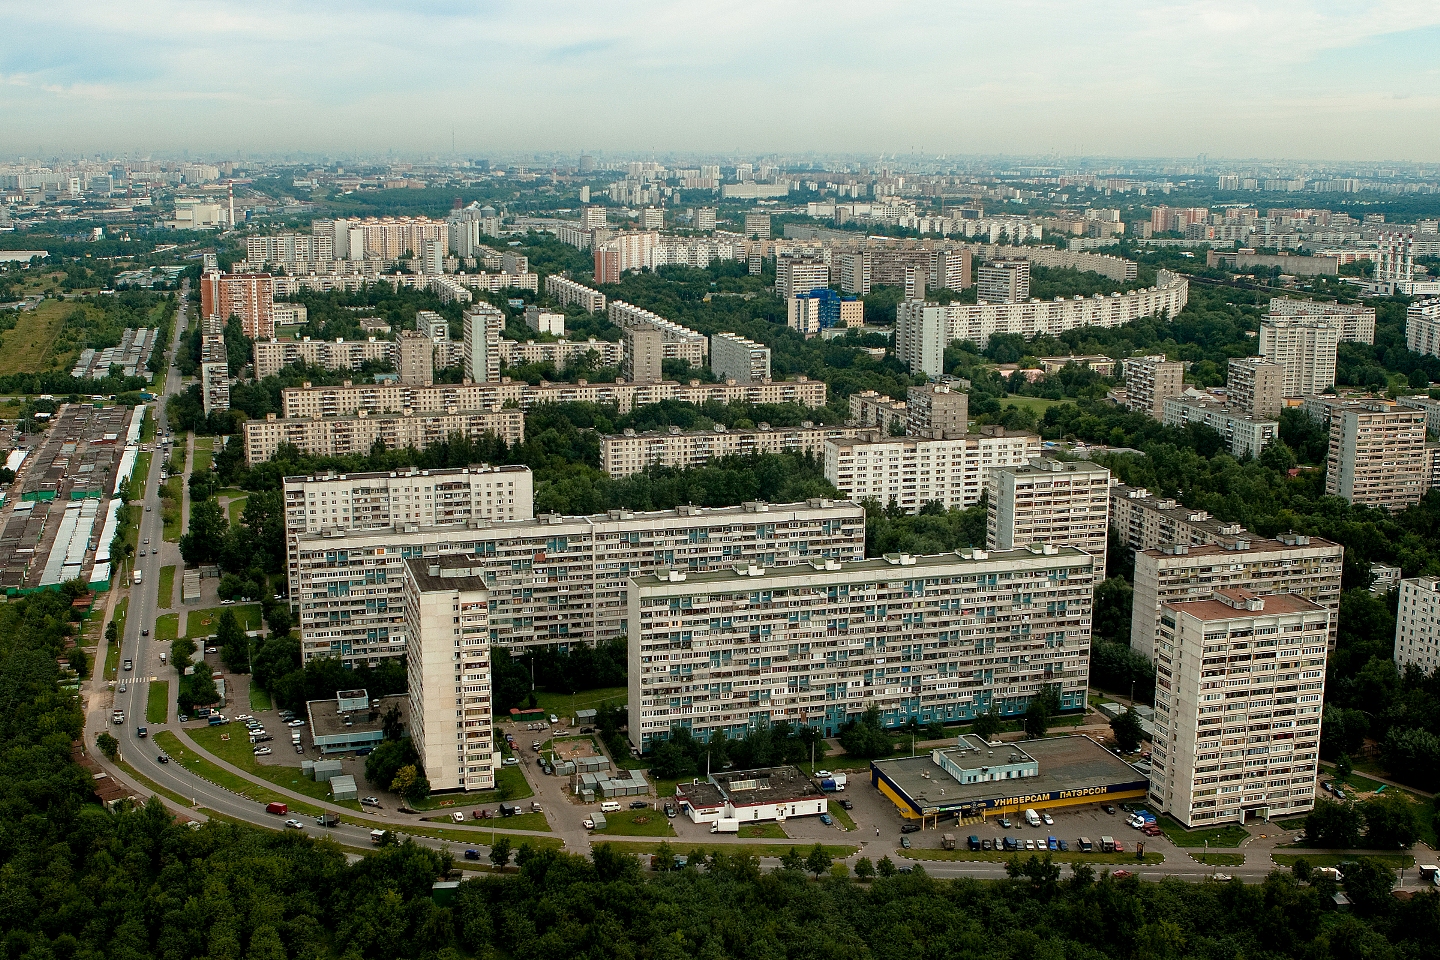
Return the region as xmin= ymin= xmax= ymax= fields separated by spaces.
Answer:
xmin=0 ymin=0 xmax=1436 ymax=159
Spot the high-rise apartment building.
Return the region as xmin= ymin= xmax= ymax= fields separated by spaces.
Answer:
xmin=607 ymin=301 xmax=706 ymax=367
xmin=1226 ymin=357 xmax=1285 ymax=419
xmin=251 ymin=337 xmax=395 ymax=380
xmin=622 ymin=324 xmax=664 ymax=382
xmin=987 ymin=459 xmax=1110 ymax=572
xmin=1122 ymin=355 xmax=1185 ymax=418
xmin=776 ymin=255 xmax=831 ymax=299
xmin=710 ymin=332 xmax=770 ymax=383
xmin=1324 ymin=401 xmax=1426 ymax=510
xmin=1400 ymin=393 xmax=1440 ymax=437
xmin=1148 ymin=589 xmax=1327 ymax=827
xmin=1405 ymin=299 xmax=1440 ymax=359
xmin=593 ymin=245 xmax=620 ymax=285
xmin=462 ymin=304 xmax=505 ymax=383
xmin=1395 ymin=577 xmax=1440 ymax=672
xmin=200 ymin=271 xmax=275 ymax=339
xmin=694 ymin=207 xmax=717 ymax=231
xmin=628 ymin=546 xmax=1095 ymax=747
xmin=906 ymin=383 xmax=969 ymax=435
xmin=402 ymin=556 xmax=494 ymax=792
xmin=1258 ymin=319 xmax=1339 ymax=397
xmin=1130 ymin=533 xmax=1343 ymax=660
xmin=787 ymin=289 xmax=861 ymax=337
xmin=396 ymin=330 xmax=433 ymax=385
xmin=200 ymin=320 xmax=230 ymax=415
xmin=294 ymin=499 xmax=865 ymax=664
xmin=824 ymin=429 xmax=1040 ymax=513
xmin=976 ymin=259 xmax=1030 ymax=304
xmin=281 ymin=465 xmax=535 ymax=586
xmin=743 ymin=212 xmax=771 ymax=239
xmin=1109 ymin=484 xmax=1251 ymax=553
xmin=1267 ymin=297 xmax=1375 ymax=345
xmin=640 ymin=206 xmax=664 ymax=230
xmin=848 ymin=391 xmax=908 ymax=435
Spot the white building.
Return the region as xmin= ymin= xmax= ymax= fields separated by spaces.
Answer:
xmin=775 ymin=255 xmax=831 ymax=299
xmin=403 ymin=556 xmax=494 ymax=792
xmin=243 ymin=408 xmax=524 ymax=466
xmin=463 ymin=304 xmax=506 ymax=383
xmin=987 ymin=458 xmax=1110 ymax=572
xmin=976 ymin=259 xmax=1030 ymax=304
xmin=824 ymin=429 xmax=1041 ymax=513
xmin=629 ymin=546 xmax=1095 ymax=747
xmin=1161 ymin=396 xmax=1278 ymax=459
xmin=1324 ymin=401 xmax=1427 ymax=511
xmin=1267 ymin=297 xmax=1375 ymax=345
xmin=600 ymin=423 xmax=870 ymax=477
xmin=524 ymin=305 xmax=565 ymax=337
xmin=1396 ymin=576 xmax=1440 ymax=672
xmin=1405 ymin=299 xmax=1440 ymax=359
xmin=710 ymin=332 xmax=770 ymax=383
xmin=544 ymin=275 xmax=606 ymax=313
xmin=1148 ymin=588 xmax=1327 ymax=828
xmin=294 ymin=499 xmax=865 ymax=665
xmin=607 ymin=301 xmax=707 ymax=367
xmin=1259 ymin=319 xmax=1339 ymax=397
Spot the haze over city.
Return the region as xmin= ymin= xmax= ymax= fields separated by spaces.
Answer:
xmin=4 ymin=0 xmax=1440 ymax=159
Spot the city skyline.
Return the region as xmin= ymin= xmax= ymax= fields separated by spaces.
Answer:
xmin=4 ymin=0 xmax=1440 ymax=161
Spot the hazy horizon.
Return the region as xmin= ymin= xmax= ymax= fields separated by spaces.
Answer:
xmin=4 ymin=0 xmax=1440 ymax=162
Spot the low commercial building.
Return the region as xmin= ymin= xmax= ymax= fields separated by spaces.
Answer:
xmin=628 ymin=547 xmax=1095 ymax=748
xmin=1161 ymin=396 xmax=1278 ymax=459
xmin=599 ymin=423 xmax=868 ymax=478
xmin=872 ymin=735 xmax=1148 ymax=823
xmin=674 ymin=766 xmax=828 ymax=825
xmin=1036 ymin=355 xmax=1117 ymax=377
xmin=305 ymin=690 xmax=409 ymax=755
xmin=402 ymin=557 xmax=494 ymax=792
xmin=1149 ymin=589 xmax=1327 ymax=827
xmin=242 ymin=408 xmax=525 ymax=465
xmin=824 ymin=429 xmax=1040 ymax=513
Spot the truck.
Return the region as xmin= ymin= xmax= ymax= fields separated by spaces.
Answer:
xmin=369 ymin=829 xmax=388 ymax=845
xmin=1100 ymin=835 xmax=1116 ymax=852
xmin=1421 ymin=865 xmax=1440 ymax=886
xmin=315 ymin=813 xmax=339 ymax=828
xmin=134 ymin=570 xmax=142 ymax=585
xmin=710 ymin=818 xmax=741 ymax=834
xmin=941 ymin=833 xmax=957 ymax=850
xmin=111 ymin=709 xmax=124 ymax=725
xmin=820 ymin=773 xmax=848 ymax=791
xmin=265 ymin=802 xmax=288 ymax=815
xmin=1023 ymin=808 xmax=1042 ymax=827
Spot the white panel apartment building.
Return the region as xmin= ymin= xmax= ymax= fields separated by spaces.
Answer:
xmin=1130 ymin=534 xmax=1344 ymax=661
xmin=987 ymin=459 xmax=1111 ymax=573
xmin=1258 ymin=319 xmax=1339 ymax=397
xmin=544 ymin=275 xmax=607 ymax=313
xmin=1395 ymin=576 xmax=1440 ymax=672
xmin=1267 ymin=297 xmax=1375 ymax=345
xmin=242 ymin=408 xmax=525 ymax=465
xmin=628 ymin=546 xmax=1096 ymax=747
xmin=252 ymin=337 xmax=395 ymax=380
xmin=282 ymin=465 xmax=535 ymax=585
xmin=402 ymin=556 xmax=495 ymax=792
xmin=1324 ymin=401 xmax=1427 ymax=511
xmin=824 ymin=430 xmax=1041 ymax=513
xmin=294 ymin=499 xmax=865 ymax=665
xmin=710 ymin=332 xmax=770 ymax=383
xmin=1149 ymin=589 xmax=1328 ymax=828
xmin=600 ymin=424 xmax=871 ymax=478
xmin=775 ymin=255 xmax=832 ymax=299
xmin=1161 ymin=397 xmax=1278 ymax=459
xmin=463 ymin=304 xmax=506 ymax=383
xmin=1110 ymin=484 xmax=1250 ymax=553
xmin=1405 ymin=299 xmax=1440 ymax=359
xmin=607 ymin=301 xmax=707 ymax=367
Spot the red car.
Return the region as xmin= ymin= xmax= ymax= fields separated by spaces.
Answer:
xmin=1112 ymin=869 xmax=1133 ymax=879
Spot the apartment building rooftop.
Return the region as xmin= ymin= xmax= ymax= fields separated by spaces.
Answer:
xmin=1165 ymin=588 xmax=1321 ymax=620
xmin=285 ymin=464 xmax=532 ymax=484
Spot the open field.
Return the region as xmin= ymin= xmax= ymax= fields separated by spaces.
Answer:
xmin=155 ymin=613 xmax=179 ymax=641
xmin=249 ymin=685 xmax=273 ymax=711
xmin=146 ymin=681 xmax=169 ymax=724
xmin=193 ymin=436 xmax=213 ymax=474
xmin=997 ymin=395 xmax=1073 ymax=418
xmin=526 ymin=686 xmax=627 ymax=721
xmin=417 ymin=765 xmax=533 ymax=807
xmin=589 ymin=809 xmax=674 ymax=837
xmin=0 ymin=300 xmax=76 ymax=376
xmin=185 ymin=604 xmax=262 ymax=639
xmin=227 ymin=496 xmax=247 ymax=526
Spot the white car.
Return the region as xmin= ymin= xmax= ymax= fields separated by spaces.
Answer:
xmin=1042 ymin=813 xmax=1054 ymax=825
xmin=287 ymin=719 xmax=305 ymax=727
xmin=549 ymin=714 xmax=559 ymax=724
xmin=253 ymin=747 xmax=272 ymax=756
xmin=816 ymin=770 xmax=832 ymax=779
xmin=235 ymin=714 xmax=252 ymax=721
xmin=503 ymin=757 xmax=518 ymax=766
xmin=361 ymin=797 xmax=381 ymax=807
xmin=284 ymin=819 xmax=304 ymax=830
xmin=583 ymin=818 xmax=595 ymax=830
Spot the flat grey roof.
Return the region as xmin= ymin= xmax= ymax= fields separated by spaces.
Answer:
xmin=403 ymin=555 xmax=488 ymax=593
xmin=307 ymin=693 xmax=408 ymax=740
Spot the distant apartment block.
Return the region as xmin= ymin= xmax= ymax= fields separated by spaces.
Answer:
xmin=1267 ymin=297 xmax=1375 ymax=345
xmin=907 ymin=383 xmax=969 ymax=435
xmin=396 ymin=330 xmax=433 ymax=385
xmin=710 ymin=332 xmax=771 ymax=384
xmin=1400 ymin=393 xmax=1440 ymax=436
xmin=788 ymin=289 xmax=861 ymax=337
xmin=1161 ymin=397 xmax=1278 ymax=459
xmin=245 ymin=233 xmax=334 ymax=270
xmin=1324 ymin=401 xmax=1426 ymax=511
xmin=524 ymin=305 xmax=564 ymax=337
xmin=252 ymin=337 xmax=394 ymax=380
xmin=776 ymin=255 xmax=831 ymax=299
xmin=1130 ymin=533 xmax=1343 ymax=660
xmin=629 ymin=547 xmax=1095 ymax=747
xmin=1259 ymin=319 xmax=1338 ymax=397
xmin=294 ymin=499 xmax=865 ymax=664
xmin=824 ymin=429 xmax=1040 ymax=513
xmin=243 ymin=408 xmax=525 ymax=465
xmin=200 ymin=271 xmax=275 ymax=339
xmin=463 ymin=304 xmax=505 ymax=383
xmin=1122 ymin=356 xmax=1184 ymax=418
xmin=544 ymin=275 xmax=606 ymax=313
xmin=1037 ymin=355 xmax=1116 ymax=377
xmin=599 ymin=424 xmax=870 ymax=477
xmin=607 ymin=301 xmax=707 ymax=367
xmin=1110 ymin=484 xmax=1250 ymax=553
xmin=200 ymin=322 xmax=230 ymax=416
xmin=987 ymin=458 xmax=1111 ymax=572
xmin=848 ymin=391 xmax=907 ymax=435
xmin=743 ymin=212 xmax=771 ymax=239
xmin=1226 ymin=357 xmax=1285 ymax=419
xmin=976 ymin=259 xmax=1030 ymax=304
xmin=1405 ymin=299 xmax=1440 ymax=358
xmin=1396 ymin=577 xmax=1440 ymax=672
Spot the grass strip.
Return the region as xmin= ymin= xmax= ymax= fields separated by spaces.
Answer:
xmin=249 ymin=684 xmax=273 ymax=711
xmin=1192 ymin=853 xmax=1246 ymax=866
xmin=739 ymin=823 xmax=787 ymax=839
xmin=1156 ymin=817 xmax=1249 ymax=848
xmin=157 ymin=565 xmax=175 ymax=610
xmin=155 ymin=613 xmax=179 ymax=641
xmin=146 ymin=680 xmax=169 ymax=724
xmin=188 ymin=725 xmax=361 ymax=809
xmin=602 ymin=840 xmax=858 ymax=859
xmin=908 ymin=849 xmax=1166 ymax=865
xmin=185 ymin=604 xmax=261 ymax=639
xmin=1272 ymin=852 xmax=1414 ymax=869
xmin=128 ymin=451 xmax=151 ymax=501
xmin=114 ymin=759 xmax=194 ymax=809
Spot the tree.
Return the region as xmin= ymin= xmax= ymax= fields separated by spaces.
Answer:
xmin=970 ymin=707 xmax=1004 ymax=741
xmin=1110 ymin=707 xmax=1145 ymax=754
xmin=805 ymin=843 xmax=833 ymax=879
xmin=96 ymin=732 xmax=118 ymax=760
xmin=1344 ymin=857 xmax=1398 ymax=916
xmin=838 ymin=704 xmax=894 ymax=759
xmin=381 ymin=703 xmax=404 ymax=742
xmin=876 ymin=855 xmax=897 ymax=877
xmin=179 ymin=498 xmax=229 ymax=565
xmin=263 ymin=603 xmax=292 ymax=637
xmin=67 ymin=646 xmax=88 ymax=677
xmin=1025 ymin=686 xmax=1062 ymax=739
xmin=778 ymin=847 xmax=805 ymax=872
xmin=489 ymin=836 xmax=512 ymax=870
xmin=1363 ymin=792 xmax=1421 ymax=849
xmin=1305 ymin=798 xmax=1362 ymax=849
xmin=390 ymin=764 xmax=427 ymax=802
xmin=105 ymin=619 xmax=118 ymax=644
xmin=216 ymin=608 xmax=249 ymax=673
xmin=854 ymin=856 xmax=875 ymax=880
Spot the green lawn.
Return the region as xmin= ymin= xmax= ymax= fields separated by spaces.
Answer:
xmin=193 ymin=436 xmax=213 ymax=474
xmin=155 ymin=613 xmax=179 ymax=641
xmin=910 ymin=849 xmax=1165 ymax=865
xmin=522 ymin=686 xmax=628 ymax=723
xmin=105 ymin=599 xmax=129 ymax=679
xmin=146 ymin=680 xmax=169 ymax=724
xmin=1156 ymin=817 xmax=1250 ymax=848
xmin=226 ymin=496 xmax=247 ymax=527
xmin=152 ymin=731 xmax=330 ymax=817
xmin=115 ymin=758 xmax=194 ymax=810
xmin=608 ymin=841 xmax=859 ymax=860
xmin=1192 ymin=853 xmax=1246 ymax=866
xmin=187 ymin=725 xmax=362 ymax=810
xmin=412 ymin=763 xmax=535 ymax=809
xmin=157 ymin=565 xmax=175 ymax=610
xmin=998 ymin=396 xmax=1072 ymax=417
xmin=128 ymin=452 xmax=151 ymax=501
xmin=249 ymin=684 xmax=273 ymax=711
xmin=739 ymin=822 xmax=788 ymax=839
xmin=429 ymin=811 xmax=551 ymax=833
xmin=1272 ymin=853 xmax=1414 ymax=869
xmin=139 ymin=407 xmax=155 ymax=442
xmin=829 ymin=803 xmax=857 ymax=832
xmin=185 ymin=604 xmax=262 ymax=639
xmin=587 ymin=809 xmax=673 ymax=837
xmin=161 ymin=477 xmax=183 ymax=541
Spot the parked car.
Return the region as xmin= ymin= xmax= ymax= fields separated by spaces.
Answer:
xmin=1103 ymin=805 xmax=1116 ymax=814
xmin=288 ymin=720 xmax=305 ymax=727
xmin=998 ymin=817 xmax=1012 ymax=828
xmin=1025 ymin=839 xmax=1036 ymax=850
xmin=451 ymin=812 xmax=465 ymax=823
xmin=981 ymin=838 xmax=992 ymax=851
xmin=253 ymin=747 xmax=272 ymax=756
xmin=900 ymin=835 xmax=911 ymax=849
xmin=361 ymin=797 xmax=381 ymax=808
xmin=1042 ymin=813 xmax=1054 ymax=825
xmin=580 ymin=727 xmax=595 ymax=734
xmin=664 ymin=803 xmax=676 ymax=818
xmin=583 ymin=818 xmax=595 ymax=830
xmin=549 ymin=714 xmax=559 ymax=723
xmin=294 ymin=744 xmax=303 ymax=754
xmin=839 ymin=798 xmax=854 ymax=810
xmin=472 ymin=809 xmax=490 ymax=820
xmin=820 ymin=813 xmax=833 ymax=826
xmin=629 ymin=800 xmax=648 ymax=810
xmin=900 ymin=823 xmax=921 ymax=834
xmin=503 ymin=757 xmax=518 ymax=766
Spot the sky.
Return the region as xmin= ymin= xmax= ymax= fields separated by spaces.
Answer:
xmin=3 ymin=0 xmax=1440 ymax=162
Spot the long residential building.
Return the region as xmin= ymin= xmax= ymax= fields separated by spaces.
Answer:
xmin=1149 ymin=589 xmax=1327 ymax=828
xmin=824 ymin=429 xmax=1041 ymax=513
xmin=294 ymin=499 xmax=866 ymax=665
xmin=252 ymin=337 xmax=395 ymax=379
xmin=246 ymin=233 xmax=334 ymax=271
xmin=278 ymin=376 xmax=826 ymax=419
xmin=403 ymin=556 xmax=495 ymax=792
xmin=1324 ymin=400 xmax=1427 ymax=510
xmin=544 ymin=275 xmax=606 ymax=313
xmin=1130 ymin=533 xmax=1344 ymax=661
xmin=281 ymin=465 xmax=534 ymax=585
xmin=987 ymin=458 xmax=1110 ymax=573
xmin=242 ymin=408 xmax=525 ymax=465
xmin=1110 ymin=484 xmax=1250 ymax=553
xmin=894 ymin=271 xmax=1188 ymax=373
xmin=1267 ymin=297 xmax=1375 ymax=345
xmin=607 ymin=301 xmax=707 ymax=366
xmin=628 ymin=546 xmax=1096 ymax=748
xmin=311 ymin=216 xmax=448 ymax=262
xmin=1161 ymin=396 xmax=1278 ymax=459
xmin=600 ymin=424 xmax=872 ymax=478
xmin=1259 ymin=319 xmax=1339 ymax=397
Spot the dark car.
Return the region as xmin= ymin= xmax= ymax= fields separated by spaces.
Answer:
xmin=1058 ymin=840 xmax=1069 ymax=851
xmin=900 ymin=823 xmax=921 ymax=834
xmin=981 ymin=838 xmax=992 ymax=851
xmin=629 ymin=800 xmax=649 ymax=810
xmin=664 ymin=803 xmax=676 ymax=818
xmin=839 ymin=798 xmax=854 ymax=810
xmin=157 ymin=754 xmax=169 ymax=764
xmin=463 ymin=849 xmax=481 ymax=861
xmin=900 ymin=835 xmax=911 ymax=849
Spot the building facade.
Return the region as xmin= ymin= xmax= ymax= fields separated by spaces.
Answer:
xmin=200 ymin=271 xmax=275 ymax=339
xmin=1267 ymin=297 xmax=1375 ymax=345
xmin=1395 ymin=577 xmax=1440 ymax=672
xmin=1148 ymin=589 xmax=1327 ymax=828
xmin=1110 ymin=484 xmax=1250 ymax=553
xmin=906 ymin=383 xmax=969 ymax=435
xmin=1226 ymin=357 xmax=1285 ymax=420
xmin=1259 ymin=319 xmax=1339 ymax=397
xmin=544 ymin=275 xmax=607 ymax=313
xmin=775 ymin=255 xmax=831 ymax=299
xmin=1324 ymin=402 xmax=1427 ymax=510
xmin=252 ymin=337 xmax=395 ymax=380
xmin=824 ymin=429 xmax=1041 ymax=513
xmin=976 ymin=259 xmax=1031 ymax=304
xmin=1161 ymin=397 xmax=1278 ymax=459
xmin=607 ymin=301 xmax=707 ymax=367
xmin=1406 ymin=299 xmax=1440 ymax=359
xmin=243 ymin=408 xmax=525 ymax=465
xmin=987 ymin=459 xmax=1110 ymax=572
xmin=462 ymin=304 xmax=505 ymax=384
xmin=600 ymin=424 xmax=870 ymax=478
xmin=848 ymin=391 xmax=907 ymax=435
xmin=1122 ymin=355 xmax=1185 ymax=418
xmin=628 ymin=547 xmax=1095 ymax=748
xmin=710 ymin=332 xmax=771 ymax=383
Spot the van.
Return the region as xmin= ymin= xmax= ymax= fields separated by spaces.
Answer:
xmin=1079 ymin=837 xmax=1093 ymax=852
xmin=159 ymin=652 xmax=167 ymax=664
xmin=1023 ymin=808 xmax=1042 ymax=827
xmin=369 ymin=829 xmax=388 ymax=845
xmin=265 ymin=802 xmax=288 ymax=815
xmin=1100 ymin=835 xmax=1116 ymax=852
xmin=600 ymin=801 xmax=622 ymax=814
